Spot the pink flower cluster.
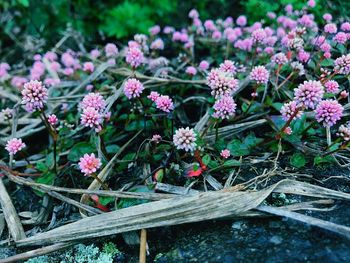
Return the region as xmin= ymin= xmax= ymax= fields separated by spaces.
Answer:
xmin=21 ymin=80 xmax=48 ymax=112
xmin=293 ymin=80 xmax=324 ymax=109
xmin=123 ymin=78 xmax=144 ymax=99
xmin=207 ymin=68 xmax=239 ymax=98
xmin=220 ymin=149 xmax=231 ymax=159
xmin=280 ymin=101 xmax=303 ymax=121
xmin=212 ymin=96 xmax=237 ymax=119
xmin=80 ymin=92 xmax=106 ymax=132
xmin=315 ymin=100 xmax=343 ymax=127
xmin=78 ymin=153 xmax=101 ymax=176
xmin=126 ymin=47 xmax=144 ymax=68
xmin=5 ymin=138 xmax=26 ymax=155
xmin=173 ymin=127 xmax=197 ymax=152
xmin=250 ymin=66 xmax=269 ymax=84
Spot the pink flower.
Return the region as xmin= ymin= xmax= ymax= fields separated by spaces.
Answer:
xmin=151 ymin=134 xmax=162 ymax=143
xmin=126 ymin=47 xmax=144 ymax=68
xmin=123 ymin=78 xmax=144 ymax=99
xmin=5 ymin=138 xmax=26 ymax=155
xmin=186 ymin=66 xmax=197 ymax=76
xmin=107 ymin=58 xmax=116 ymax=66
xmin=219 ymin=60 xmax=237 ymax=75
xmin=315 ymin=100 xmax=343 ymax=127
xmin=267 ymin=12 xmax=276 ymax=19
xmin=212 ymin=96 xmax=237 ymax=119
xmin=30 ymin=61 xmax=45 ymax=80
xmin=63 ymin=68 xmax=74 ymax=76
xmin=272 ymin=53 xmax=288 ymax=65
xmin=212 ymin=31 xmax=222 ymax=40
xmin=236 ymin=15 xmax=247 ymax=27
xmin=148 ymin=91 xmax=160 ymax=102
xmin=297 ymin=50 xmax=310 ymax=63
xmin=323 ymin=13 xmax=332 ymax=22
xmin=21 ymin=80 xmax=48 ymax=112
xmin=294 ymin=80 xmax=324 ymax=110
xmin=78 ymin=153 xmax=101 ymax=176
xmin=81 ymin=93 xmax=106 ymax=112
xmin=280 ymin=101 xmax=303 ymax=121
xmin=11 ymin=76 xmax=27 ymax=89
xmin=0 ymin=63 xmax=10 ymax=77
xmin=155 ymin=95 xmax=174 ymax=112
xmin=340 ymin=90 xmax=349 ymax=99
xmin=90 ymin=49 xmax=100 ymax=59
xmin=149 ymin=25 xmax=161 ymax=35
xmin=334 ymin=54 xmax=350 ymax=74
xmin=86 ymin=84 xmax=94 ymax=91
xmin=283 ymin=127 xmax=292 ymax=135
xmin=234 ymin=38 xmax=253 ymax=52
xmin=44 ymin=78 xmax=60 ymax=87
xmin=188 ymin=9 xmax=199 ymax=19
xmin=252 ymin=28 xmax=267 ymax=43
xmin=150 ymin=39 xmax=164 ymax=50
xmin=250 ymin=66 xmax=269 ymax=84
xmin=61 ymin=52 xmax=76 ymax=68
xmin=173 ymin=127 xmax=197 ymax=152
xmin=341 ymin=22 xmax=350 ymax=32
xmin=204 ymin=20 xmax=216 ymax=31
xmin=48 ymin=114 xmax=58 ymax=126
xmin=80 ymin=107 xmax=103 ymax=132
xmin=324 ymin=80 xmax=340 ymax=94
xmin=324 ymin=23 xmax=337 ymax=34
xmin=199 ymin=60 xmax=209 ymax=70
xmin=308 ymin=0 xmax=316 ymax=7
xmin=44 ymin=51 xmax=57 ymax=62
xmin=333 ymin=32 xmax=347 ymax=44
xmin=105 ymin=43 xmax=118 ymax=57
xmin=337 ymin=124 xmax=350 ymax=141
xmin=220 ymin=149 xmax=231 ymax=159
xmin=83 ymin=62 xmax=94 ymax=73
xmin=207 ymin=69 xmax=239 ymax=98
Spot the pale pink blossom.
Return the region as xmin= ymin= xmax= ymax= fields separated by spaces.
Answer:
xmin=155 ymin=95 xmax=174 ymax=112
xmin=186 ymin=66 xmax=197 ymax=76
xmin=324 ymin=80 xmax=340 ymax=94
xmin=148 ymin=91 xmax=160 ymax=102
xmin=21 ymin=80 xmax=48 ymax=112
xmin=250 ymin=66 xmax=269 ymax=84
xmin=5 ymin=138 xmax=26 ymax=155
xmin=123 ymin=78 xmax=144 ymax=99
xmin=294 ymin=80 xmax=324 ymax=109
xmin=315 ymin=99 xmax=343 ymax=127
xmin=81 ymin=93 xmax=106 ymax=112
xmin=220 ymin=149 xmax=231 ymax=159
xmin=173 ymin=127 xmax=197 ymax=152
xmin=78 ymin=153 xmax=101 ymax=176
xmin=126 ymin=47 xmax=144 ymax=68
xmin=212 ymin=96 xmax=237 ymax=119
xmin=48 ymin=114 xmax=58 ymax=126
xmin=105 ymin=43 xmax=118 ymax=57
xmin=80 ymin=107 xmax=103 ymax=132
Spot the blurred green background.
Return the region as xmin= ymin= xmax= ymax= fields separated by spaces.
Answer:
xmin=0 ymin=0 xmax=349 ymax=49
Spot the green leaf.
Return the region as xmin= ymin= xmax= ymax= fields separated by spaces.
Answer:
xmin=35 ymin=162 xmax=48 ymax=173
xmin=290 ymin=153 xmax=306 ymax=168
xmin=243 ymin=133 xmax=263 ymax=148
xmin=34 ymin=172 xmax=55 ymax=197
xmin=314 ymin=155 xmax=334 ymax=166
xmin=202 ymin=154 xmax=211 ymax=166
xmin=98 ymin=196 xmax=115 ymax=206
xmin=68 ymin=142 xmax=96 ymax=162
xmin=223 ymin=159 xmax=241 ymax=167
xmin=320 ymin=59 xmax=334 ymax=67
xmin=117 ymin=186 xmax=152 ymax=209
xmin=18 ymin=0 xmax=29 ymax=7
xmin=106 ymin=144 xmax=120 ymax=154
xmin=227 ymin=139 xmax=250 ymax=157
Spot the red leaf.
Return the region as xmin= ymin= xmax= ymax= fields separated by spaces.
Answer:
xmin=90 ymin=195 xmax=110 ymax=212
